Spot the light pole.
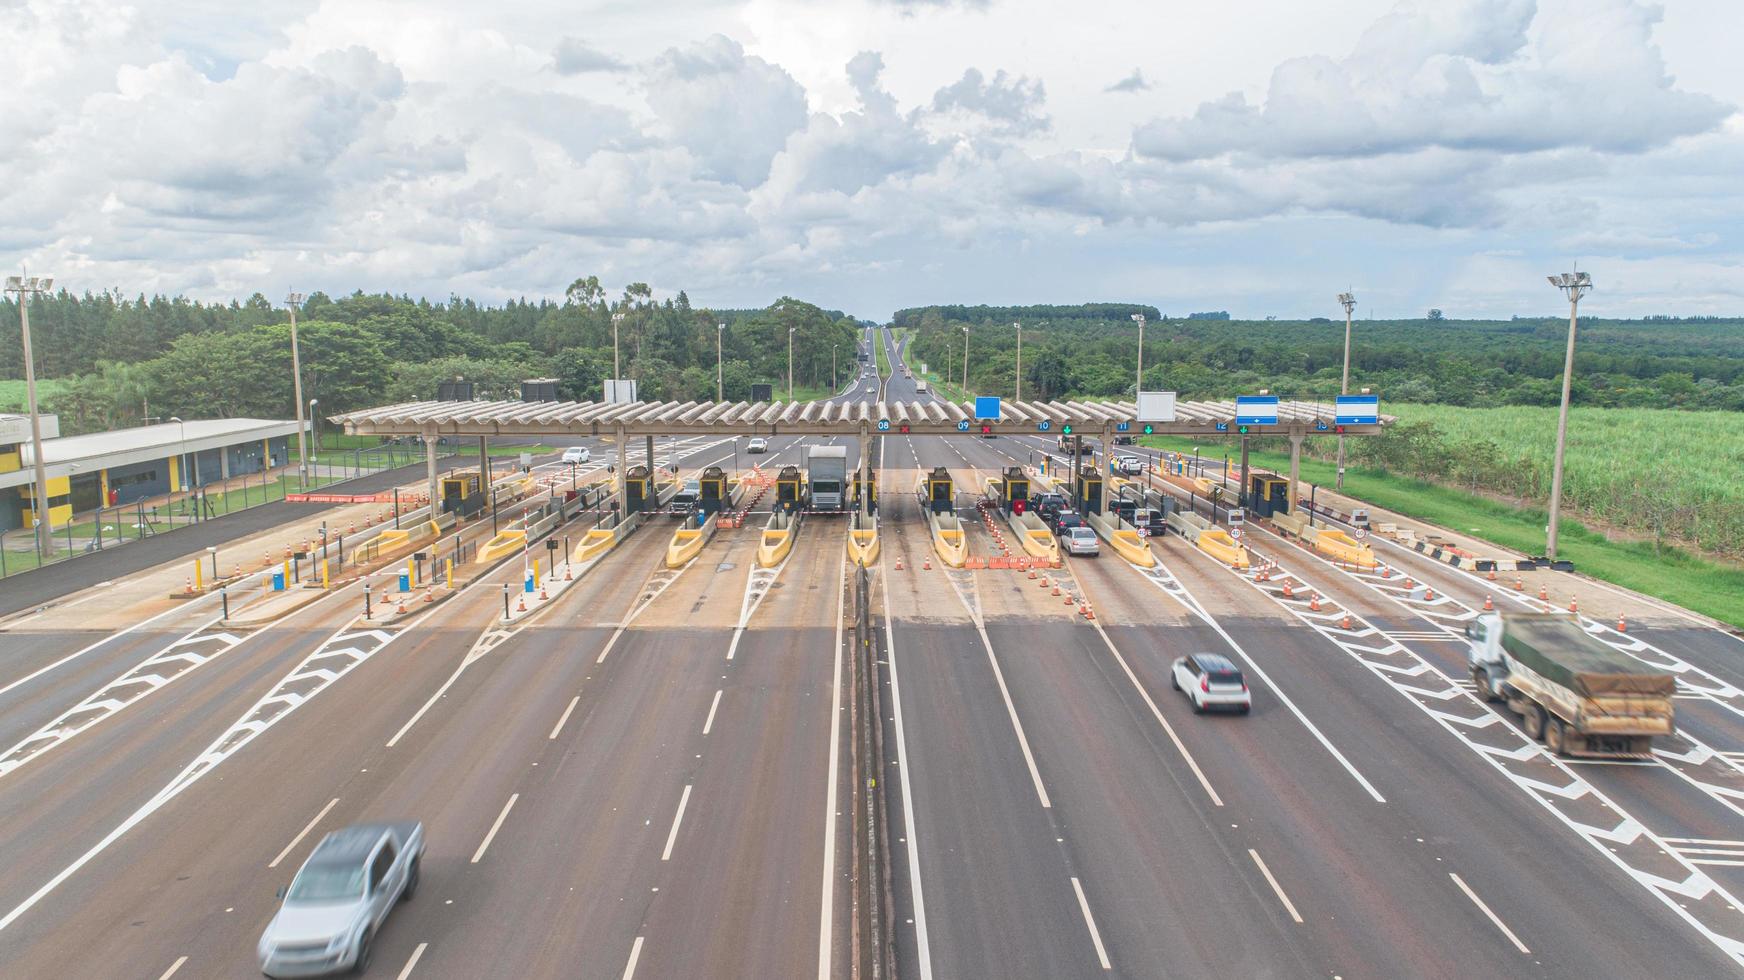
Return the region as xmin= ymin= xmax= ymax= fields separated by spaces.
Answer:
xmin=4 ymin=273 xmax=54 ymax=557
xmin=1012 ymin=321 xmax=1022 ymax=402
xmin=716 ymin=322 xmax=725 ymax=401
xmin=285 ymin=292 xmax=309 ymax=488
xmin=1130 ymin=312 xmax=1146 ymax=396
xmin=788 ymin=326 xmax=796 ymax=400
xmin=308 ymin=398 xmax=320 ymax=455
xmin=961 ymin=325 xmax=970 ymax=399
xmin=833 ymin=344 xmax=839 ymax=393
xmin=1336 ymin=291 xmax=1356 ymax=490
xmin=1545 ymin=270 xmax=1593 ymax=560
xmin=169 ymin=416 xmax=188 ymax=497
xmin=612 ymin=312 xmax=625 ymax=380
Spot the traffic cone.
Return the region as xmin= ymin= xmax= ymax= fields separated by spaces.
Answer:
xmin=1082 ymin=605 xmax=1094 ymax=620
xmin=565 ymin=566 xmax=572 ymax=580
xmin=540 ymin=587 xmax=548 ymax=601
xmin=1027 ymin=569 xmax=1036 ymax=579
xmin=1483 ymin=594 xmax=1493 ymax=611
xmin=895 ymin=556 xmax=903 ymax=570
xmin=185 ymin=575 xmax=193 ymax=593
xmin=1424 ymin=588 xmax=1435 ymax=600
xmin=923 ymin=556 xmax=931 ymax=570
xmin=1568 ymin=597 xmax=1579 ymax=614
xmin=349 ymin=522 xmax=355 ymax=534
xmin=423 ymin=588 xmax=433 ymax=603
xmin=1617 ymin=613 xmax=1627 ymax=633
xmin=1052 ymin=584 xmax=1061 ymax=596
xmin=1340 ymin=613 xmax=1352 ymax=630
xmin=1310 ymin=593 xmax=1321 ymax=612
xmin=517 ymin=595 xmax=527 ymax=612
xmin=1538 ymin=584 xmax=1548 ymax=601
xmin=1486 ymin=567 xmax=1496 ymax=581
xmin=1515 ymin=576 xmax=1525 ymax=591
xmin=1064 ymin=592 xmax=1075 ymax=605
xmin=1282 ymin=582 xmax=1294 ymax=598
xmin=397 ymin=598 xmax=407 ymax=615
xmin=1404 ymin=577 xmax=1414 ymax=589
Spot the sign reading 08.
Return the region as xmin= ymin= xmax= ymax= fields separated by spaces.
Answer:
xmin=877 ymin=419 xmax=890 ymax=431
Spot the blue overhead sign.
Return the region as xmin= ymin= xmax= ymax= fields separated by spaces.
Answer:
xmin=1336 ymin=395 xmax=1380 ymax=425
xmin=975 ymin=396 xmax=1002 ymax=420
xmin=1234 ymin=396 xmax=1279 ymax=426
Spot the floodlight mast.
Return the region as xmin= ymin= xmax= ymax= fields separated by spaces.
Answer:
xmin=5 ymin=273 xmax=55 ymax=557
xmin=286 ymin=292 xmax=309 ymax=487
xmin=1336 ymin=291 xmax=1356 ymax=490
xmin=1544 ymin=270 xmax=1592 ymax=560
xmin=1130 ymin=312 xmax=1146 ymax=397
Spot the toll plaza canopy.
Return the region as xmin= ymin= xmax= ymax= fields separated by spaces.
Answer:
xmin=331 ymin=398 xmax=1389 ymax=440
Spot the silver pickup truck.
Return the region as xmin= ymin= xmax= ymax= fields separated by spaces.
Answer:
xmin=259 ymin=821 xmax=424 ymax=977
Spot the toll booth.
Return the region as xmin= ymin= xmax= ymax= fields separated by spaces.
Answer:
xmin=924 ymin=466 xmax=954 ymax=514
xmin=625 ymin=464 xmax=655 ymax=513
xmin=698 ymin=466 xmax=729 ymax=518
xmin=999 ymin=466 xmax=1030 ymax=513
xmin=1076 ymin=467 xmax=1104 ymax=515
xmin=776 ymin=465 xmax=805 ymax=513
xmin=440 ymin=471 xmax=484 ymax=517
xmin=851 ymin=471 xmax=877 ymax=514
xmin=1249 ymin=474 xmax=1289 ymax=518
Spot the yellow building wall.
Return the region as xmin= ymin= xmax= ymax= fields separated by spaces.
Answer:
xmin=21 ymin=475 xmax=72 ymax=528
xmin=0 ymin=449 xmax=19 ymax=473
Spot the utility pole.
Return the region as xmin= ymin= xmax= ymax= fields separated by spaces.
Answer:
xmin=611 ymin=311 xmax=625 ymax=380
xmin=716 ymin=322 xmax=725 ymax=401
xmin=1130 ymin=312 xmax=1146 ymax=395
xmin=788 ymin=326 xmax=796 ymax=400
xmin=5 ymin=273 xmax=54 ymax=557
xmin=961 ymin=325 xmax=970 ymax=399
xmin=286 ymin=292 xmax=309 ymax=488
xmin=1545 ymin=270 xmax=1593 ymax=560
xmin=1336 ymin=291 xmax=1356 ymax=490
xmin=833 ymin=344 xmax=838 ymax=393
xmin=1012 ymin=321 xmax=1022 ymax=402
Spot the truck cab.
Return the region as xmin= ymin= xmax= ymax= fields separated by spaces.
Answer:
xmin=259 ymin=821 xmax=424 ymax=977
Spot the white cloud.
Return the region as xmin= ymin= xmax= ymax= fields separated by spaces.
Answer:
xmin=930 ymin=67 xmax=1049 ymax=136
xmin=551 ymin=37 xmax=626 ymax=74
xmin=1105 ymin=69 xmax=1148 ymax=94
xmin=643 ymin=34 xmax=809 ymax=188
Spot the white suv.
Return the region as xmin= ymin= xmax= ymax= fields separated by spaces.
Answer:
xmin=561 ymin=446 xmax=590 ymax=464
xmin=1170 ymin=653 xmax=1252 ymax=714
xmin=747 ymin=437 xmax=769 ymax=454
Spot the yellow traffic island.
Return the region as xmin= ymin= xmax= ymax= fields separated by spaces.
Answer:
xmin=667 ymin=513 xmax=719 ymax=568
xmin=1311 ymin=528 xmax=1378 ymax=569
xmin=1196 ymin=528 xmax=1252 ymax=570
xmin=1087 ymin=511 xmax=1157 ymax=568
xmin=757 ymin=509 xmax=802 ymax=568
xmin=847 ymin=512 xmax=879 ymax=566
xmin=928 ymin=511 xmax=969 ymax=568
xmin=476 ymin=528 xmax=529 ymax=564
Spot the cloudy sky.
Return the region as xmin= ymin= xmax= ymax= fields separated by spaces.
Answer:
xmin=5 ymin=0 xmax=1742 ymax=319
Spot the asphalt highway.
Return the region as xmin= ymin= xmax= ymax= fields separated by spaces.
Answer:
xmin=0 ymin=327 xmax=1738 ymax=977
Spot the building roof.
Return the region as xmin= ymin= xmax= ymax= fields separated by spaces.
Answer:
xmin=331 ymin=398 xmax=1391 ymax=438
xmin=0 ymin=418 xmax=299 ymax=491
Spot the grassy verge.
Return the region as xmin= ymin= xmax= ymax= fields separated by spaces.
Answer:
xmin=1140 ymin=435 xmax=1744 ymax=628
xmin=875 ymin=330 xmax=891 ymax=379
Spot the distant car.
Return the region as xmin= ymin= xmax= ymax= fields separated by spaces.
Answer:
xmin=669 ymin=480 xmax=701 ymax=514
xmin=1051 ymin=510 xmax=1086 ymax=535
xmin=259 ymin=821 xmax=424 ymax=977
xmin=747 ymin=437 xmax=768 ymax=454
xmin=1170 ymin=653 xmax=1252 ymax=714
xmin=561 ymin=446 xmax=591 ymax=465
xmin=1063 ymin=526 xmax=1100 ymax=556
xmin=1113 ymin=435 xmax=1136 ymax=445
xmin=1118 ymin=455 xmax=1146 ymax=475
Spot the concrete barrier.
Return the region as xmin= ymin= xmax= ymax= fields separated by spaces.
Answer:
xmin=758 ymin=509 xmax=802 ymax=568
xmin=666 ymin=513 xmax=718 ymax=568
xmin=476 ymin=529 xmax=529 ymax=563
xmin=1003 ymin=508 xmax=1059 ymax=563
xmin=1167 ymin=510 xmax=1210 ymax=538
xmin=847 ymin=512 xmax=879 ymax=566
xmin=575 ymin=512 xmax=639 ymax=564
xmin=1196 ymin=529 xmax=1251 ymax=569
xmin=1087 ymin=511 xmax=1157 ymax=568
xmin=1271 ymin=511 xmax=1310 ymax=539
xmin=1311 ymin=528 xmax=1376 ymax=568
xmin=928 ymin=511 xmax=968 ymax=567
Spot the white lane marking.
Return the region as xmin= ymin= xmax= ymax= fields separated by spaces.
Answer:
xmin=622 ymin=936 xmax=645 ymax=980
xmin=549 ymin=695 xmax=580 ymax=740
xmin=1070 ymin=877 xmax=1112 ymax=970
xmin=596 ymin=624 xmax=629 ymax=664
xmin=1248 ymin=849 xmax=1303 ymax=924
xmin=269 ymin=797 xmax=340 ymax=868
xmin=703 ymin=689 xmax=722 ymax=735
xmin=471 ymin=794 xmax=519 ymax=863
xmin=880 ymin=493 xmax=935 ymax=980
xmin=1085 ymin=618 xmax=1223 ymax=806
xmin=157 ymin=955 xmax=188 ymax=979
xmin=974 ymin=620 xmax=1051 ymax=808
xmin=395 ymin=942 xmax=429 ymax=979
xmin=662 ymin=784 xmax=693 ymax=862
xmin=0 ymin=598 xmax=196 ymax=698
xmin=1449 ymin=872 xmax=1529 ymax=954
xmin=817 ymin=553 xmax=847 ymax=979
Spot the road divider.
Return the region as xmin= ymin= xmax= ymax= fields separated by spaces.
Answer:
xmin=666 ymin=512 xmax=719 ymax=568
xmin=758 ymin=508 xmax=802 ymax=567
xmin=1196 ymin=528 xmax=1252 ymax=570
xmin=927 ymin=510 xmax=968 ymax=567
xmin=1002 ymin=506 xmax=1059 ymax=563
xmin=1086 ymin=510 xmax=1155 ymax=568
xmin=847 ymin=511 xmax=879 ymax=566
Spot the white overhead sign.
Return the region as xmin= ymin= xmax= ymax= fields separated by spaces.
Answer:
xmin=1136 ymin=391 xmax=1177 ymax=423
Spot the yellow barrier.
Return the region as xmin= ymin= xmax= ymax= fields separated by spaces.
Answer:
xmin=374 ymin=528 xmax=411 ymax=551
xmin=1196 ymin=529 xmax=1251 ymax=570
xmin=929 ymin=512 xmax=968 ymax=567
xmin=1006 ymin=510 xmax=1059 ymax=563
xmin=1191 ymin=477 xmax=1221 ymax=497
xmin=575 ymin=527 xmax=618 ymax=564
xmin=757 ymin=528 xmax=794 ymax=567
xmin=1312 ymin=528 xmax=1378 ymax=568
xmin=476 ymin=529 xmax=529 ymax=563
xmin=847 ymin=527 xmax=880 ymax=566
xmin=666 ymin=514 xmax=717 ymax=568
xmin=1106 ymin=527 xmax=1157 ymax=568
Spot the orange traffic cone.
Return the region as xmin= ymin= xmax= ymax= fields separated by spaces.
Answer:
xmin=397 ymin=598 xmax=407 ymax=615
xmin=1052 ymin=584 xmax=1061 ymax=596
xmin=1617 ymin=613 xmax=1627 ymax=633
xmin=1340 ymin=613 xmax=1352 ymax=630
xmin=1282 ymin=582 xmax=1294 ymax=598
xmin=517 ymin=595 xmax=527 ymax=612
xmin=1568 ymin=597 xmax=1579 ymax=613
xmin=1483 ymin=594 xmax=1493 ymax=611
xmin=1515 ymin=576 xmax=1525 ymax=591
xmin=1310 ymin=593 xmax=1321 ymax=612
xmin=1486 ymin=567 xmax=1496 ymax=582
xmin=565 ymin=566 xmax=573 ymax=581
xmin=1538 ymin=584 xmax=1548 ymax=601
xmin=895 ymin=556 xmax=903 ymax=570
xmin=1404 ymin=576 xmax=1414 ymax=589
xmin=185 ymin=575 xmax=193 ymax=593
xmin=923 ymin=555 xmax=932 ymax=570
xmin=540 ymin=587 xmax=548 ymax=600
xmin=423 ymin=588 xmax=434 ymax=603
xmin=1064 ymin=592 xmax=1075 ymax=605
xmin=1028 ymin=569 xmax=1036 ymax=579
xmin=1424 ymin=588 xmax=1435 ymax=600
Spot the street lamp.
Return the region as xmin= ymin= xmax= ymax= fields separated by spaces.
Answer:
xmin=4 ymin=272 xmax=54 ymax=557
xmin=611 ymin=312 xmax=626 ymax=380
xmin=1545 ymin=270 xmax=1593 ymax=560
xmin=833 ymin=344 xmax=839 ymax=394
xmin=716 ymin=322 xmax=725 ymax=401
xmin=308 ymin=398 xmax=320 ymax=456
xmin=961 ymin=325 xmax=970 ymax=399
xmin=285 ymin=292 xmax=309 ymax=488
xmin=1012 ymin=321 xmax=1022 ymax=402
xmin=788 ymin=326 xmax=796 ymax=401
xmin=1336 ymin=291 xmax=1357 ymax=490
xmin=1130 ymin=312 xmax=1146 ymax=396
xmin=169 ymin=416 xmax=188 ymax=493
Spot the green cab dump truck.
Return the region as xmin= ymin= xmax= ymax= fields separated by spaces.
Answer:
xmin=1466 ymin=611 xmax=1675 ymax=758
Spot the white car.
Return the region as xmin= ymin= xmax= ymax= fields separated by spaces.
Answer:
xmin=747 ymin=437 xmax=769 ymax=453
xmin=1118 ymin=455 xmax=1145 ymax=476
xmin=1063 ymin=526 xmax=1100 ymax=556
xmin=1170 ymin=653 xmax=1252 ymax=714
xmin=561 ymin=446 xmax=590 ymax=465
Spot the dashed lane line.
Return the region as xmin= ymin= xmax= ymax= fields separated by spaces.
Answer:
xmin=269 ymin=797 xmax=340 ymax=868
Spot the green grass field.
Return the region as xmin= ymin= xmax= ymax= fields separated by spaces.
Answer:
xmin=1140 ymin=430 xmax=1744 ymax=628
xmin=875 ymin=330 xmax=891 ymax=379
xmin=0 ymin=378 xmax=70 ymax=413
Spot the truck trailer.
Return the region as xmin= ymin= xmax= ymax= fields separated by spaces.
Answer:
xmin=1466 ymin=612 xmax=1674 ymax=757
xmin=805 ymin=445 xmax=849 ymax=511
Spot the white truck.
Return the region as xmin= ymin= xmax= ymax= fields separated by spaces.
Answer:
xmin=805 ymin=445 xmax=849 ymax=511
xmin=1466 ymin=612 xmax=1674 ymax=757
xmin=914 ymin=379 xmax=928 ymax=393
xmin=259 ymin=821 xmax=425 ymax=977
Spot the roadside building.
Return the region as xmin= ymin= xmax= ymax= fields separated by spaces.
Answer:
xmin=0 ymin=417 xmax=298 ymax=531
